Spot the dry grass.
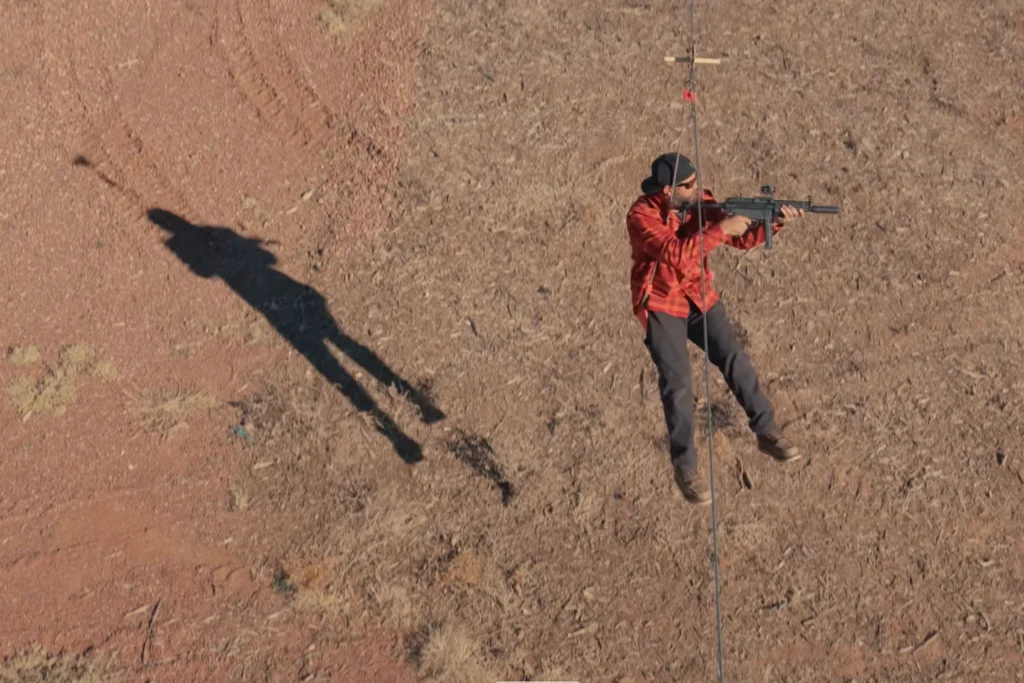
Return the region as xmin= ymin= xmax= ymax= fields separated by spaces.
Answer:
xmin=367 ymin=580 xmax=417 ymax=630
xmin=8 ymin=372 xmax=74 ymax=417
xmin=436 ymin=548 xmax=483 ymax=588
xmin=228 ymin=484 xmax=250 ymax=511
xmin=434 ymin=547 xmax=517 ymax=612
xmin=530 ymin=663 xmax=579 ymax=682
xmin=8 ymin=366 xmax=78 ymax=418
xmin=5 ymin=346 xmax=41 ymax=366
xmin=57 ymin=344 xmax=93 ymax=370
xmin=130 ymin=388 xmax=217 ymax=436
xmin=414 ymin=623 xmax=494 ymax=683
xmin=318 ymin=0 xmax=383 ymax=37
xmin=0 ymin=645 xmax=123 ymax=683
xmin=281 ymin=557 xmax=356 ymax=618
xmin=6 ymin=345 xmax=119 ymax=418
xmin=89 ymin=360 xmax=120 ymax=383
xmin=292 ymin=586 xmax=350 ymax=617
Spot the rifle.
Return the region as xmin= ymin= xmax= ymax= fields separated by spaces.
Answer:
xmin=686 ymin=185 xmax=840 ymax=249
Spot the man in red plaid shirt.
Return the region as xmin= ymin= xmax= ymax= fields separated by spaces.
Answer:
xmin=627 ymin=153 xmax=803 ymax=504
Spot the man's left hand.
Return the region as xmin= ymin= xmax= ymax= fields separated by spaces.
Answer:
xmin=779 ymin=205 xmax=805 ymax=221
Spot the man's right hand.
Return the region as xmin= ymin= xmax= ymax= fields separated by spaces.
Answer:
xmin=719 ymin=214 xmax=752 ymax=236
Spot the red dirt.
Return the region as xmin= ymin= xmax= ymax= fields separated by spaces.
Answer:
xmin=3 ymin=0 xmax=1024 ymax=681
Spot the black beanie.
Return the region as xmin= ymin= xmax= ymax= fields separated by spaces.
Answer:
xmin=640 ymin=153 xmax=696 ymax=194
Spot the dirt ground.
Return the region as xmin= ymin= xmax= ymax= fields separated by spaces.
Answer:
xmin=2 ymin=0 xmax=1024 ymax=681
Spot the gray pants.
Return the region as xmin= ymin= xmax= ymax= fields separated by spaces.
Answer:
xmin=644 ymin=303 xmax=777 ymax=473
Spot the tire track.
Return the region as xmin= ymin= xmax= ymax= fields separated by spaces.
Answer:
xmin=214 ymin=0 xmax=336 ymax=148
xmin=253 ymin=0 xmax=337 ymax=141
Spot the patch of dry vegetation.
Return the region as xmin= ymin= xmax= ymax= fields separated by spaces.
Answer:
xmin=6 ymin=344 xmax=119 ymax=418
xmin=89 ymin=360 xmax=120 ymax=383
xmin=0 ymin=645 xmax=123 ymax=683
xmin=413 ymin=623 xmax=495 ymax=683
xmin=287 ymin=557 xmax=352 ymax=618
xmin=5 ymin=346 xmax=41 ymax=367
xmin=319 ymin=0 xmax=383 ymax=37
xmin=129 ymin=387 xmax=217 ymax=436
xmin=228 ymin=483 xmax=250 ymax=511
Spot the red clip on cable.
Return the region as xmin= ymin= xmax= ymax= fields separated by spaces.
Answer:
xmin=683 ymin=88 xmax=697 ymax=103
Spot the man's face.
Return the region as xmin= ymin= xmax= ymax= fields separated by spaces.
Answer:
xmin=668 ymin=173 xmax=697 ymax=208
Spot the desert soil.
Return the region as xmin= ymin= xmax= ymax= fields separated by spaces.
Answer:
xmin=2 ymin=0 xmax=1024 ymax=681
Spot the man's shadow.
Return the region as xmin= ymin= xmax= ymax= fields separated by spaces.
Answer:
xmin=147 ymin=208 xmax=444 ymax=464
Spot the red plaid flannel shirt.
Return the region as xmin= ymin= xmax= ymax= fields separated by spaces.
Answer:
xmin=626 ymin=189 xmax=783 ymax=332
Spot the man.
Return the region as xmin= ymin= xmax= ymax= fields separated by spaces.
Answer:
xmin=626 ymin=152 xmax=803 ymax=504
